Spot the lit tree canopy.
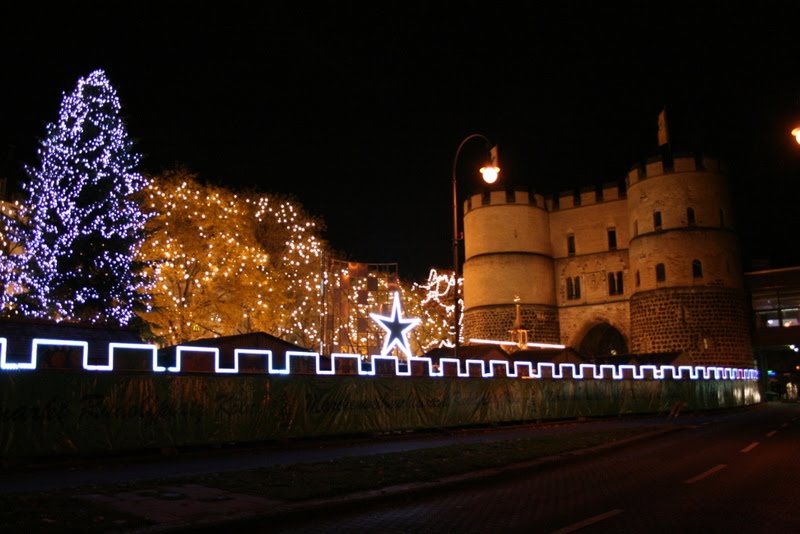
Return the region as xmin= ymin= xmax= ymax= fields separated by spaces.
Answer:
xmin=139 ymin=169 xmax=327 ymax=347
xmin=0 ymin=69 xmax=150 ymax=325
xmin=406 ymin=269 xmax=458 ymax=353
xmin=250 ymin=188 xmax=328 ymax=348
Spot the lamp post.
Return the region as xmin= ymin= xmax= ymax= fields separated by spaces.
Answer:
xmin=451 ymin=134 xmax=500 ymax=359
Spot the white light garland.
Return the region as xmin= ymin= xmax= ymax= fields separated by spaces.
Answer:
xmin=0 ymin=336 xmax=760 ymax=383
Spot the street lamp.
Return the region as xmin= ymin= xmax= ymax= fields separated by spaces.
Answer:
xmin=451 ymin=134 xmax=500 ymax=359
xmin=792 ymin=126 xmax=800 ymax=145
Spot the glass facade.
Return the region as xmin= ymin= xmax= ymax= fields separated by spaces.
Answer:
xmin=751 ymin=286 xmax=800 ymax=328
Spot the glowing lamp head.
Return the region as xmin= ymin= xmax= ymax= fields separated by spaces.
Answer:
xmin=479 ymin=144 xmax=501 ymax=184
xmin=792 ymin=127 xmax=800 ymax=145
xmin=480 ymin=165 xmax=500 ymax=184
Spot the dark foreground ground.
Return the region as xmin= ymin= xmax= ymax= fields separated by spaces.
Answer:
xmin=0 ymin=404 xmax=778 ymax=533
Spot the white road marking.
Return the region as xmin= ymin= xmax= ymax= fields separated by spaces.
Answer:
xmin=684 ymin=464 xmax=727 ymax=484
xmin=551 ymin=509 xmax=624 ymax=533
xmin=741 ymin=442 xmax=759 ymax=453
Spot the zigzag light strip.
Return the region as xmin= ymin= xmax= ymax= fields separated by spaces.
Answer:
xmin=0 ymin=337 xmax=759 ymax=380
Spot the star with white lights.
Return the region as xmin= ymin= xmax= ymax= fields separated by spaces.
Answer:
xmin=370 ymin=292 xmax=421 ymax=359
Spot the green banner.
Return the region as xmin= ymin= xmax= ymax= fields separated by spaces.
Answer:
xmin=0 ymin=373 xmax=760 ymax=460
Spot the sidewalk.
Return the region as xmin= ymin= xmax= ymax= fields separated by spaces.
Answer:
xmin=0 ymin=413 xmax=716 ymax=533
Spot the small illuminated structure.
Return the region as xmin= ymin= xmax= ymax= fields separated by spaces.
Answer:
xmin=507 ymin=295 xmax=530 ymax=350
xmin=369 ymin=292 xmax=421 ymax=359
xmin=792 ymin=127 xmax=800 ymax=145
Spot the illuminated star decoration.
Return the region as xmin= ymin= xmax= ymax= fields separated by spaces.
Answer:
xmin=370 ymin=292 xmax=421 ymax=359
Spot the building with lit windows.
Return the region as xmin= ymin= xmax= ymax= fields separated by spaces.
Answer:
xmin=745 ymin=266 xmax=800 ymax=398
xmin=462 ymin=153 xmax=754 ymax=368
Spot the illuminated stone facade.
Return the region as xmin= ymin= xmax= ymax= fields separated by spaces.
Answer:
xmin=462 ymin=154 xmax=754 ymax=368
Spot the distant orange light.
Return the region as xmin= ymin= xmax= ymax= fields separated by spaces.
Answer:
xmin=792 ymin=127 xmax=800 ymax=145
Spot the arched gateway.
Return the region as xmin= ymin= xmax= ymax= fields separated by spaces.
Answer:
xmin=578 ymin=323 xmax=629 ymax=360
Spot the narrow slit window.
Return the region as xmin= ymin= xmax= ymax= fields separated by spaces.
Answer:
xmin=567 ymin=234 xmax=575 ymax=256
xmin=653 ymin=211 xmax=662 ymax=231
xmin=656 ymin=263 xmax=666 ymax=282
xmin=609 ymin=271 xmax=624 ymax=295
xmin=687 ymin=207 xmax=696 ymax=226
xmin=692 ymin=259 xmax=703 ymax=278
xmin=607 ymin=228 xmax=617 ymax=250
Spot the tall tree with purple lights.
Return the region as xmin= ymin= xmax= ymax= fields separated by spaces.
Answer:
xmin=0 ymin=69 xmax=151 ymax=325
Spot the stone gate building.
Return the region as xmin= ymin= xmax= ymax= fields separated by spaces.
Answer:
xmin=462 ymin=154 xmax=754 ymax=368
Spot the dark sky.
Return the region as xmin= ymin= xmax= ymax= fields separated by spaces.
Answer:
xmin=2 ymin=4 xmax=799 ymax=280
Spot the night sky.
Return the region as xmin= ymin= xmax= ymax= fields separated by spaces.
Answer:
xmin=2 ymin=5 xmax=799 ymax=280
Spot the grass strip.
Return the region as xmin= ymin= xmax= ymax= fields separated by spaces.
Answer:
xmin=0 ymin=425 xmax=663 ymax=532
xmin=167 ymin=425 xmax=662 ymax=500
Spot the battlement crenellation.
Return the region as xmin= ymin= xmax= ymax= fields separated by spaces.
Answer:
xmin=627 ymin=154 xmax=721 ymax=186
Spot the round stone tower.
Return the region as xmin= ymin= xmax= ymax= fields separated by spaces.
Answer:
xmin=461 ymin=189 xmax=560 ymax=344
xmin=627 ymin=154 xmax=753 ymax=368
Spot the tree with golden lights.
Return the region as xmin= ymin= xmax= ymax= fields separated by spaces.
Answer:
xmin=136 ymin=167 xmax=455 ymax=354
xmin=249 ymin=188 xmax=327 ymax=348
xmin=137 ymin=168 xmax=326 ymax=347
xmin=405 ymin=269 xmax=458 ymax=354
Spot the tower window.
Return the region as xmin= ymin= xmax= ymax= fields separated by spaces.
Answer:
xmin=635 ymin=270 xmax=641 ymax=287
xmin=653 ymin=211 xmax=662 ymax=231
xmin=567 ymin=234 xmax=575 ymax=256
xmin=692 ymin=259 xmax=703 ymax=278
xmin=607 ymin=228 xmax=617 ymax=250
xmin=608 ymin=271 xmax=624 ymax=295
xmin=687 ymin=207 xmax=696 ymax=226
xmin=633 ymin=220 xmax=638 ymax=237
xmin=566 ymin=276 xmax=581 ymax=300
xmin=656 ymin=263 xmax=666 ymax=282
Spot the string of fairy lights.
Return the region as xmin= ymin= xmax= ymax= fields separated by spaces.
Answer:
xmin=413 ymin=268 xmax=460 ymax=350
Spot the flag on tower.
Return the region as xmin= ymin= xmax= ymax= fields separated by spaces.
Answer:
xmin=657 ymin=107 xmax=669 ymax=146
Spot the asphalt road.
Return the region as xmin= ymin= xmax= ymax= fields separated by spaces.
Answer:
xmin=265 ymin=402 xmax=800 ymax=533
